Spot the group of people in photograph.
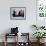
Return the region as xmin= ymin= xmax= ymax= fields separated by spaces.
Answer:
xmin=12 ymin=9 xmax=24 ymax=17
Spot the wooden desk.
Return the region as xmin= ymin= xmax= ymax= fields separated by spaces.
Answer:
xmin=4 ymin=33 xmax=18 ymax=46
xmin=4 ymin=33 xmax=30 ymax=46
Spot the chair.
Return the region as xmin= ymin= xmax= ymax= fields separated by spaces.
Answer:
xmin=4 ymin=27 xmax=19 ymax=46
xmin=4 ymin=33 xmax=18 ymax=46
xmin=18 ymin=33 xmax=30 ymax=46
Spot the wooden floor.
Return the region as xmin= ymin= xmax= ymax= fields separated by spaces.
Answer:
xmin=0 ymin=42 xmax=46 ymax=46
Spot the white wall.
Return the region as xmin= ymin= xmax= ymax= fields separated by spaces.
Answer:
xmin=0 ymin=0 xmax=36 ymax=42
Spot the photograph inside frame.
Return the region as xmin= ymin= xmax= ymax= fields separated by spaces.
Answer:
xmin=10 ymin=7 xmax=26 ymax=20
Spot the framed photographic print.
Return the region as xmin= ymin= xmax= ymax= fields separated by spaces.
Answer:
xmin=10 ymin=7 xmax=26 ymax=20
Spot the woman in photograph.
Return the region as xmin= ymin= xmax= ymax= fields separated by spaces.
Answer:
xmin=18 ymin=10 xmax=24 ymax=17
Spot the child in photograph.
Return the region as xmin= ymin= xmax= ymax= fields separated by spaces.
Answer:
xmin=12 ymin=10 xmax=17 ymax=17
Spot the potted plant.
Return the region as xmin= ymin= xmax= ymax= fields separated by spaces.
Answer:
xmin=33 ymin=32 xmax=46 ymax=43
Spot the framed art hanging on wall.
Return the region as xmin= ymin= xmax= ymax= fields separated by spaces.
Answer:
xmin=10 ymin=7 xmax=26 ymax=20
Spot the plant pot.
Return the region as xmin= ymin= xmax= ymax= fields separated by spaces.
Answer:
xmin=37 ymin=39 xmax=40 ymax=43
xmin=40 ymin=38 xmax=45 ymax=43
xmin=37 ymin=39 xmax=45 ymax=44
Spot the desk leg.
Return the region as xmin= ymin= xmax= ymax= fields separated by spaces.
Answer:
xmin=4 ymin=34 xmax=7 ymax=46
xmin=4 ymin=41 xmax=7 ymax=46
xmin=16 ymin=34 xmax=18 ymax=46
xmin=15 ymin=34 xmax=18 ymax=46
